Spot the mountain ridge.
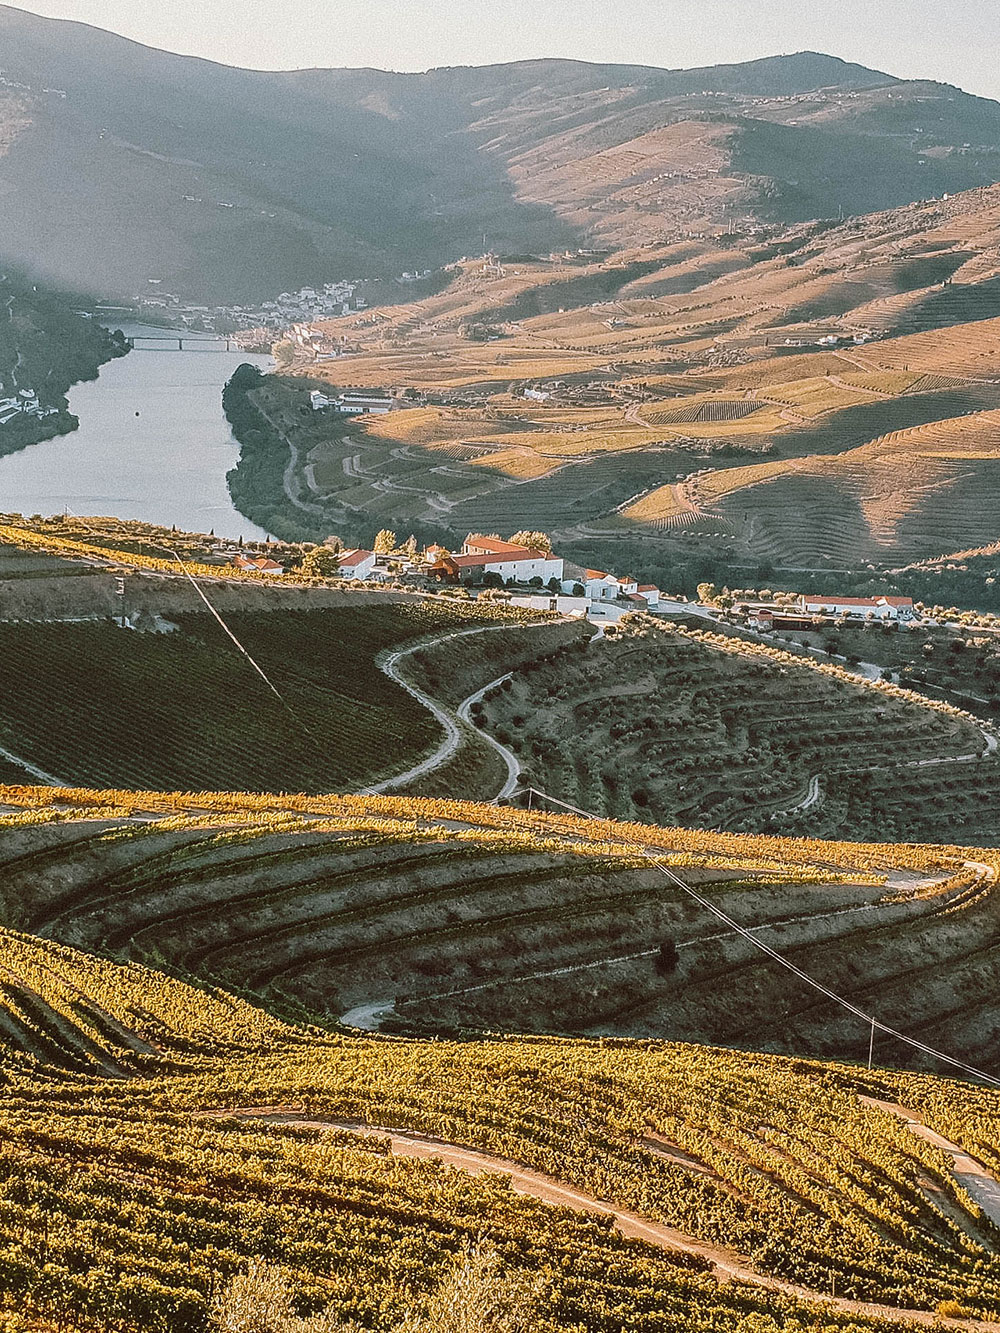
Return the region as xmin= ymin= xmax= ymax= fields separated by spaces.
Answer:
xmin=0 ymin=5 xmax=998 ymax=302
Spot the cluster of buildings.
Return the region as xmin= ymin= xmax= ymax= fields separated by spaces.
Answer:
xmin=135 ymin=280 xmax=370 ymax=337
xmin=336 ymin=536 xmax=664 ymax=620
xmin=226 ymin=533 xmax=664 ymax=620
xmin=430 ymin=536 xmax=565 ymax=586
xmin=309 ymin=389 xmax=397 ymax=416
xmin=744 ymin=594 xmax=915 ymax=632
xmin=0 ymin=388 xmax=59 ymax=427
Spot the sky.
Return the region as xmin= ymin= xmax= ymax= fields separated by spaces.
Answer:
xmin=9 ymin=1 xmax=1000 ymax=101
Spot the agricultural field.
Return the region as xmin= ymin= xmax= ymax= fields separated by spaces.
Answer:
xmin=736 ymin=617 xmax=1000 ymax=722
xmin=620 ymin=408 xmax=1000 ymax=566
xmin=0 ymin=790 xmax=996 ymax=1075
xmin=0 ymin=791 xmax=999 ymax=1329
xmin=0 ymin=603 xmax=550 ymax=794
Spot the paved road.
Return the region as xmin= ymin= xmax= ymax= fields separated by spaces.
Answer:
xmin=457 ymin=672 xmax=520 ymax=800
xmin=361 ymin=623 xmax=543 ymax=798
xmin=770 ymin=773 xmax=822 ymax=817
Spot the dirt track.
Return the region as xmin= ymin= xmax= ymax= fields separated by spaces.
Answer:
xmin=206 ymin=1108 xmax=1000 ymax=1332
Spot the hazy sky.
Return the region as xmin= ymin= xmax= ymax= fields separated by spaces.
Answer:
xmin=10 ymin=1 xmax=1000 ymax=99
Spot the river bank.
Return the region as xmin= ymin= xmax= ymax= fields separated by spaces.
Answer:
xmin=0 ymin=285 xmax=130 ymax=459
xmin=0 ymin=323 xmax=270 ymax=541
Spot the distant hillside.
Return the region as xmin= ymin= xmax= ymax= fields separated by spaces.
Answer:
xmin=0 ymin=270 xmax=127 ymax=453
xmin=3 ymin=4 xmax=1000 ymax=301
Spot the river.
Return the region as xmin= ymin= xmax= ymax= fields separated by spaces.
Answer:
xmin=0 ymin=323 xmax=271 ymax=540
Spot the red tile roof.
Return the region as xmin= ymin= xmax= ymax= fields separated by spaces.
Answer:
xmin=338 ymin=549 xmax=374 ymax=568
xmin=464 ymin=534 xmax=535 ymax=556
xmin=232 ymin=555 xmax=283 ymax=572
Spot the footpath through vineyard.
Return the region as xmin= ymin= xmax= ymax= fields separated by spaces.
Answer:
xmin=362 ymin=621 xmax=543 ymax=799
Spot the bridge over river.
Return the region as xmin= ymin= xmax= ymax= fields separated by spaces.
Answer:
xmin=127 ymin=333 xmax=243 ymax=352
xmin=0 ymin=322 xmax=271 ymax=540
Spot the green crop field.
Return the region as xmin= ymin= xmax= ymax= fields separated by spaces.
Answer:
xmin=0 ymin=603 xmax=520 ymax=794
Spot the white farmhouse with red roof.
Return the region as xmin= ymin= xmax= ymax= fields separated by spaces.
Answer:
xmin=431 ymin=535 xmax=563 ymax=584
xmin=337 ymin=549 xmax=378 ymax=581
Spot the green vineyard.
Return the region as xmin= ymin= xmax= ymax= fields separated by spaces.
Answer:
xmin=479 ymin=616 xmax=1000 ymax=844
xmin=0 ymin=604 xmax=521 ymax=794
xmin=0 ymin=794 xmax=995 ymax=1329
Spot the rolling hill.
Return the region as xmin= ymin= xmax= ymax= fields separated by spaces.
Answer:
xmin=240 ymin=177 xmax=1000 ymax=585
xmin=0 ymin=789 xmax=999 ymax=1332
xmin=5 ymin=5 xmax=1000 ymax=300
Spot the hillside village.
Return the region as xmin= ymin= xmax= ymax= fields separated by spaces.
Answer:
xmin=228 ymin=529 xmax=924 ymax=629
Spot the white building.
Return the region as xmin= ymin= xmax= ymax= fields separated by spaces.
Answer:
xmin=337 ymin=549 xmax=378 ymax=581
xmin=583 ymin=569 xmax=640 ymax=601
xmin=338 ymin=391 xmax=394 ymax=415
xmin=437 ymin=535 xmax=564 ymax=585
xmin=800 ymin=595 xmax=915 ymax=622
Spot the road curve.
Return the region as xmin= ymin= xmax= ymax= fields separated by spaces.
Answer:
xmin=457 ymin=672 xmax=520 ymax=799
xmin=206 ymin=1110 xmax=999 ymax=1333
xmin=361 ymin=623 xmax=543 ymax=799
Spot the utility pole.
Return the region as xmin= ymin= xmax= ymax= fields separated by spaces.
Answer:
xmin=115 ymin=576 xmax=126 ymax=629
xmin=868 ymin=1016 xmax=876 ymax=1070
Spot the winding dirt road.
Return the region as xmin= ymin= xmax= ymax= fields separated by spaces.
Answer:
xmin=361 ymin=623 xmax=540 ymax=798
xmin=207 ymin=1109 xmax=1000 ymax=1332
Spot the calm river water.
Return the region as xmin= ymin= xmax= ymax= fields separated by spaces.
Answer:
xmin=0 ymin=323 xmax=270 ymax=541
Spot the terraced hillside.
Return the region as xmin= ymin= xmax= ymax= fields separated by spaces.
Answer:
xmin=478 ymin=615 xmax=1000 ymax=844
xmin=0 ymin=789 xmax=996 ymax=1077
xmin=244 ymin=183 xmax=1000 ymax=570
xmin=1 ymin=792 xmax=1000 ymax=1330
xmin=7 ymin=7 xmax=1000 ymax=302
xmin=622 ymin=408 xmax=1000 ymax=565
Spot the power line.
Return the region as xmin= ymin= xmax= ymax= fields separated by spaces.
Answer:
xmin=60 ymin=509 xmax=323 ymax=748
xmin=525 ymin=785 xmax=1000 ymax=1088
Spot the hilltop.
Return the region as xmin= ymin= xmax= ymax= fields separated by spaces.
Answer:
xmin=4 ymin=5 xmax=1000 ymax=300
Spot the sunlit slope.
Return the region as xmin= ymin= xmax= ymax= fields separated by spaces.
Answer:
xmin=2 ymin=1018 xmax=1000 ymax=1330
xmin=6 ymin=7 xmax=1000 ymax=299
xmin=1 ymin=802 xmax=1000 ymax=1329
xmin=623 ymin=408 xmax=1000 ymax=563
xmin=265 ymin=185 xmax=1000 ymax=551
xmin=0 ymin=788 xmax=998 ymax=1073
